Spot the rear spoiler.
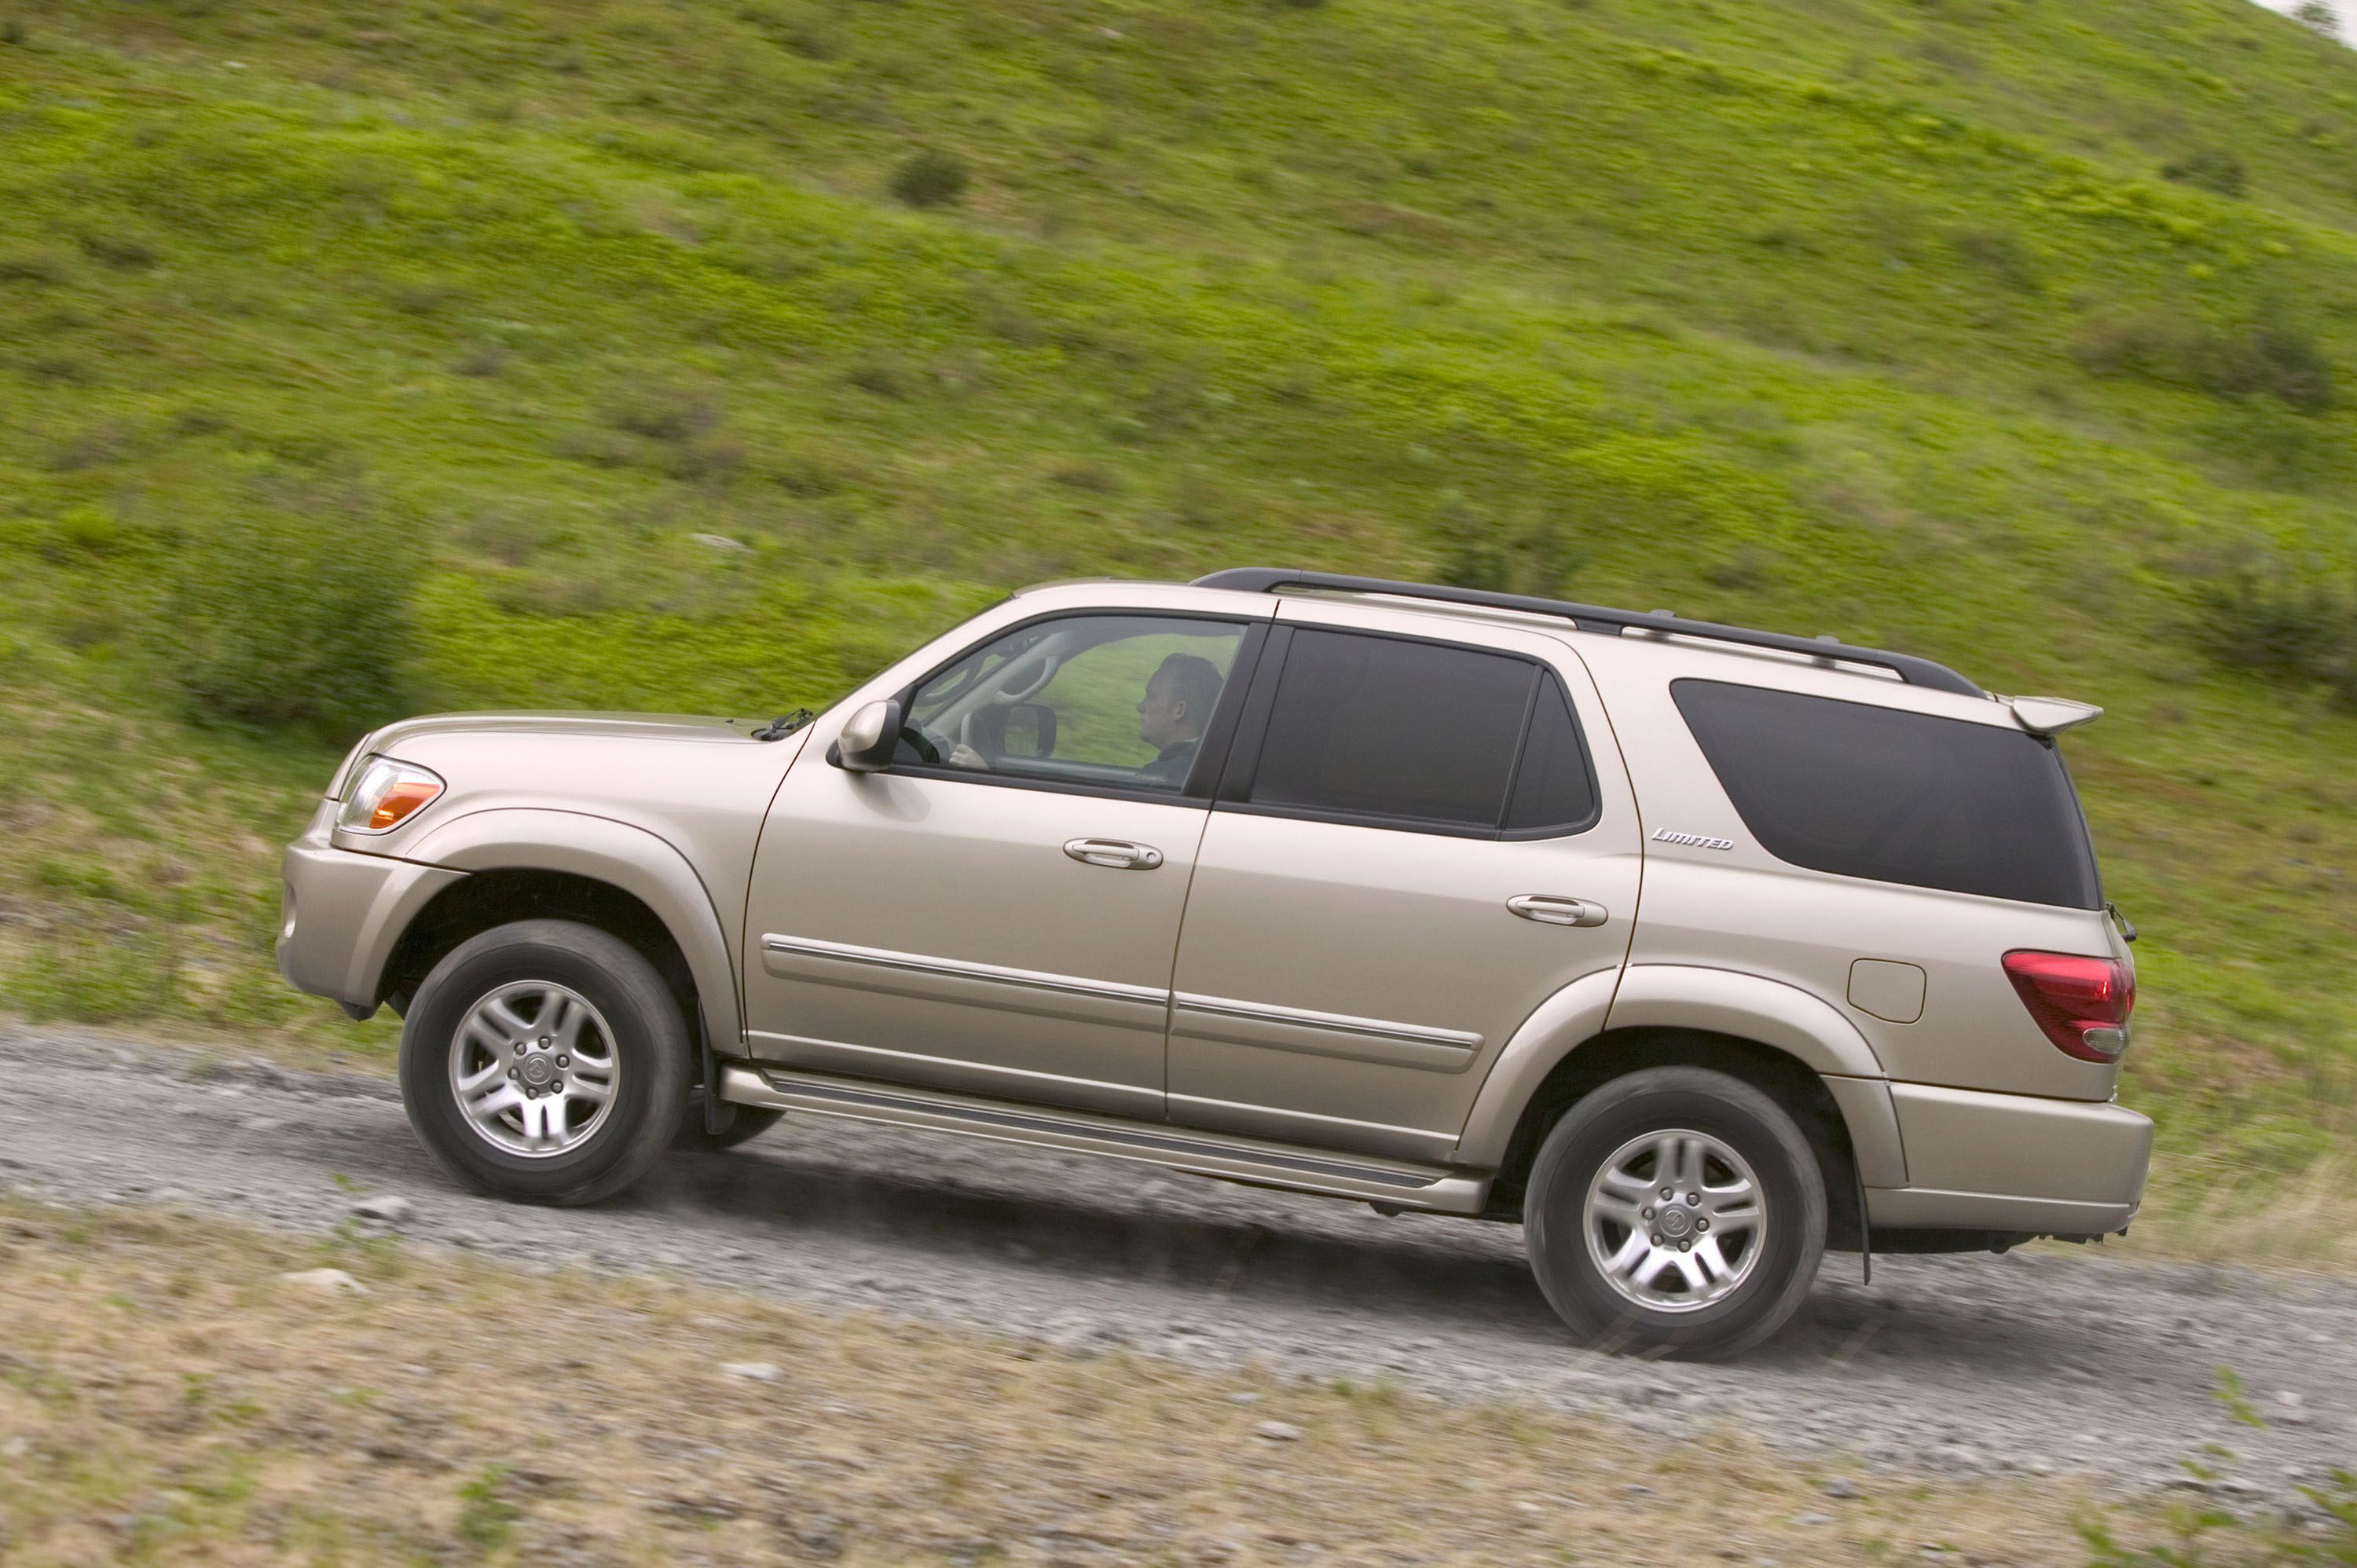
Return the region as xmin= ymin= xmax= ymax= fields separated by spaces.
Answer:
xmin=2004 ymin=696 xmax=2102 ymax=735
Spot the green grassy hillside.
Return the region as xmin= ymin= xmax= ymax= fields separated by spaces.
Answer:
xmin=1 ymin=0 xmax=2352 ymax=1214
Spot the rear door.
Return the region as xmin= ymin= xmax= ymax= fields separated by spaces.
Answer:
xmin=1165 ymin=602 xmax=1643 ymax=1162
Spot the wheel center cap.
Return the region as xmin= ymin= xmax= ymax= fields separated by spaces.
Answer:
xmin=1659 ymin=1206 xmax=1694 ymax=1239
xmin=519 ymin=1054 xmax=556 ymax=1088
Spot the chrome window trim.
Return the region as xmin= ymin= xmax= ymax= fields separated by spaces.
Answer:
xmin=761 ymin=934 xmax=1167 ymax=1008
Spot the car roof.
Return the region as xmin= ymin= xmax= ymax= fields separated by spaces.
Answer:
xmin=1010 ymin=571 xmax=2084 ymax=731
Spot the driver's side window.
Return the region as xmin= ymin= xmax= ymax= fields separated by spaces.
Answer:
xmin=897 ymin=615 xmax=1248 ymax=794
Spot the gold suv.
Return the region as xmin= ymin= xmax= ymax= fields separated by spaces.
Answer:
xmin=279 ymin=570 xmax=2149 ymax=1356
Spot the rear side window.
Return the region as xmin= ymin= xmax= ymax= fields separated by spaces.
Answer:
xmin=1505 ymin=676 xmax=1600 ymax=834
xmin=1248 ymin=630 xmax=1536 ymax=828
xmin=1672 ymin=680 xmax=2100 ymax=908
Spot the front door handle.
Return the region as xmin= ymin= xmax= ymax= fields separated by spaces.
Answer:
xmin=1064 ymin=837 xmax=1165 ymax=870
xmin=1508 ymin=894 xmax=1609 ymax=928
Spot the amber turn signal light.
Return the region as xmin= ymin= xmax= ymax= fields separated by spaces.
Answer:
xmin=336 ymin=757 xmax=445 ymax=835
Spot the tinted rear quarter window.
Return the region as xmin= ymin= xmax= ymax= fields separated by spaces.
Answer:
xmin=1248 ymin=630 xmax=1536 ymax=828
xmin=1672 ymin=679 xmax=2100 ymax=908
xmin=1504 ymin=675 xmax=1600 ymax=834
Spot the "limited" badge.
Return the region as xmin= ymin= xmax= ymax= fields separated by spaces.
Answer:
xmin=1652 ymin=828 xmax=1736 ymax=852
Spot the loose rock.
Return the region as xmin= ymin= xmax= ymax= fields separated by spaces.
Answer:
xmin=278 ymin=1268 xmax=368 ymax=1295
xmin=351 ymin=1195 xmax=414 ymax=1224
xmin=722 ymin=1361 xmax=782 ymax=1383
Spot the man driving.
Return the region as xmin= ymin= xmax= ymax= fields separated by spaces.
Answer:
xmin=948 ymin=650 xmax=1222 ymax=788
xmin=1130 ymin=652 xmax=1223 ymax=788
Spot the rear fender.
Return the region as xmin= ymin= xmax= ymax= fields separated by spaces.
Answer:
xmin=1455 ymin=965 xmax=1905 ymax=1187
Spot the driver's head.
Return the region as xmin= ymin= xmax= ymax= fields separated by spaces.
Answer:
xmin=1138 ymin=654 xmax=1222 ymax=750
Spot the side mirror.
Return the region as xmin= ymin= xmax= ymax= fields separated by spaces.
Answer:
xmin=828 ymin=698 xmax=900 ymax=773
xmin=991 ymin=701 xmax=1058 ymax=761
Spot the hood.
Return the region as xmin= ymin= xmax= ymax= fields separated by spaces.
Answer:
xmin=332 ymin=711 xmax=764 ymax=797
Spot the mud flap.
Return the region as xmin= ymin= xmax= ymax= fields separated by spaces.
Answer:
xmin=1854 ymin=1156 xmax=1873 ymax=1286
xmin=698 ymin=1007 xmax=726 ymax=1137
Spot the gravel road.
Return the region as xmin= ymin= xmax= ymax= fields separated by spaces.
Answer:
xmin=2 ymin=1021 xmax=2348 ymax=1500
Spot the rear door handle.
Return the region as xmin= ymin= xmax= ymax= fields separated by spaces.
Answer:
xmin=1508 ymin=894 xmax=1609 ymax=928
xmin=1064 ymin=837 xmax=1164 ymax=870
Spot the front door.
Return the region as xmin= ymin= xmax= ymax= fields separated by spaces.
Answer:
xmin=1167 ymin=607 xmax=1642 ymax=1161
xmin=743 ymin=612 xmax=1261 ymax=1119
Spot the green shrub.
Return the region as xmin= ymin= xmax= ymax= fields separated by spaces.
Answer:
xmin=0 ymin=244 xmax=71 ymax=284
xmin=159 ymin=500 xmax=419 ymax=733
xmin=2159 ymin=148 xmax=2247 ymax=199
xmin=1435 ymin=538 xmax=1512 ymax=592
xmin=2205 ymin=402 xmax=2344 ymax=493
xmin=2072 ymin=310 xmax=2336 ymax=412
xmin=600 ymin=382 xmax=720 ymax=441
xmin=43 ymin=504 xmax=123 ymax=560
xmin=890 ymin=148 xmax=970 ymax=207
xmin=77 ymin=228 xmax=159 ymax=269
xmin=2194 ymin=552 xmax=2357 ymax=710
xmin=2205 ymin=324 xmax=2335 ymax=412
xmin=1951 ymin=226 xmax=2042 ymax=292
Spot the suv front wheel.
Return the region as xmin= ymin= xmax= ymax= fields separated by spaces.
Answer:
xmin=1523 ymin=1066 xmax=1826 ymax=1358
xmin=399 ymin=919 xmax=692 ymax=1205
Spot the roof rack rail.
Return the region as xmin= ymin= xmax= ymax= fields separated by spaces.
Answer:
xmin=1189 ymin=567 xmax=1983 ymax=698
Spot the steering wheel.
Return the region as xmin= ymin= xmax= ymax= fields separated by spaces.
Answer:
xmin=901 ymin=724 xmax=945 ymax=765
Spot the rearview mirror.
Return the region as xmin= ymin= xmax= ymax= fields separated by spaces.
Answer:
xmin=828 ymin=698 xmax=900 ymax=773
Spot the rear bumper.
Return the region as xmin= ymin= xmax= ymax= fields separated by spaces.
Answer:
xmin=1866 ymin=1081 xmax=2153 ymax=1236
xmin=277 ymin=804 xmax=464 ymax=1015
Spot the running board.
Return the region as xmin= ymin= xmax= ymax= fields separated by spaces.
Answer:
xmin=718 ymin=1064 xmax=1491 ymax=1215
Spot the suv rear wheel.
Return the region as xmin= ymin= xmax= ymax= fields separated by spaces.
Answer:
xmin=399 ymin=919 xmax=691 ymax=1205
xmin=1523 ymin=1066 xmax=1825 ymax=1358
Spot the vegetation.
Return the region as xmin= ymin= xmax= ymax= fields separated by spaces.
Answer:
xmin=0 ymin=0 xmax=2354 ymax=1221
xmin=3 ymin=1199 xmax=2343 ymax=1565
xmin=889 ymin=148 xmax=971 ymax=208
xmin=2196 ymin=551 xmax=2357 ymax=711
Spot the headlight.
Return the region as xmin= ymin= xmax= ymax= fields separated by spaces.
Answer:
xmin=336 ymin=757 xmax=445 ymax=834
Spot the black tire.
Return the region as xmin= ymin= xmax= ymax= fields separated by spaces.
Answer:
xmin=1523 ymin=1066 xmax=1826 ymax=1359
xmin=398 ymin=919 xmax=691 ymax=1206
xmin=673 ymin=1091 xmax=786 ymax=1152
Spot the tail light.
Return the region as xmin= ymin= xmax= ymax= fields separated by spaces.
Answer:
xmin=2003 ymin=950 xmax=2135 ymax=1062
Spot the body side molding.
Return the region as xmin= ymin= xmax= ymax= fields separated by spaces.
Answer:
xmin=764 ymin=933 xmax=1166 ymax=1007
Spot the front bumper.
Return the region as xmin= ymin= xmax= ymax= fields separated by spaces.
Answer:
xmin=277 ymin=801 xmax=464 ymax=1017
xmin=1866 ymin=1081 xmax=2153 ymax=1237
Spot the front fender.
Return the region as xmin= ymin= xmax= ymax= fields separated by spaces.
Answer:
xmin=401 ymin=808 xmax=743 ymax=1053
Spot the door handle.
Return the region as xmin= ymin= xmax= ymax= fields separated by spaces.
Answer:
xmin=1064 ymin=837 xmax=1165 ymax=870
xmin=1508 ymin=894 xmax=1608 ymax=928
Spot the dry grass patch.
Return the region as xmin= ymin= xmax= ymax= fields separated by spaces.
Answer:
xmin=0 ymin=1197 xmax=2253 ymax=1565
xmin=2122 ymin=1152 xmax=2357 ymax=1274
xmin=0 ymin=1201 xmax=2152 ymax=1566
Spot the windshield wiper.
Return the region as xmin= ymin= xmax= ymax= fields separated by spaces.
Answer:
xmin=750 ymin=708 xmax=815 ymax=742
